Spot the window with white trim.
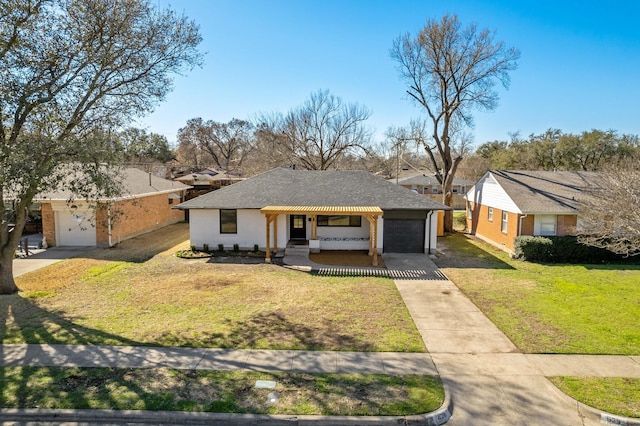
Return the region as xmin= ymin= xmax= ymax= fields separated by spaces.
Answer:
xmin=501 ymin=211 xmax=508 ymax=233
xmin=488 ymin=207 xmax=494 ymax=222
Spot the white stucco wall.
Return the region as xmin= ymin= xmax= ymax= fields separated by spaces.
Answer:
xmin=189 ymin=209 xmax=287 ymax=250
xmin=425 ymin=212 xmax=438 ymax=254
xmin=189 ymin=209 xmax=384 ymax=251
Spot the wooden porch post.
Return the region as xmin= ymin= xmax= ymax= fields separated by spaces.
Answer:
xmin=368 ymin=217 xmax=373 ymax=256
xmin=372 ymin=214 xmax=378 ymax=266
xmin=311 ymin=214 xmax=317 ymax=240
xmin=265 ymin=214 xmax=272 ymax=263
xmin=364 ymin=214 xmax=379 ymax=266
xmin=273 ymin=214 xmax=278 ymax=254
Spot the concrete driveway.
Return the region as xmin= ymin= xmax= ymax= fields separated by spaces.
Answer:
xmin=382 ymin=253 xmax=612 ymax=426
xmin=13 ymin=246 xmax=93 ymax=278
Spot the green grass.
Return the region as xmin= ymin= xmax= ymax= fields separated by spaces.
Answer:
xmin=549 ymin=377 xmax=640 ymax=418
xmin=436 ymin=233 xmax=640 ymax=419
xmin=436 ymin=233 xmax=640 ymax=354
xmin=7 ymin=224 xmax=424 ymax=352
xmin=0 ymin=367 xmax=444 ymax=416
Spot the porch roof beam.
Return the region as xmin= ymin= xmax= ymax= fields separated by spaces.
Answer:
xmin=260 ymin=206 xmax=383 ymax=216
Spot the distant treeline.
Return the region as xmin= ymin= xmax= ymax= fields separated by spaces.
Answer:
xmin=474 ymin=129 xmax=639 ymax=171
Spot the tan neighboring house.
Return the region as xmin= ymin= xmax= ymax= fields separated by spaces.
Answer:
xmin=37 ymin=168 xmax=190 ymax=247
xmin=175 ymin=169 xmax=244 ymax=201
xmin=395 ymin=174 xmax=474 ymax=210
xmin=465 ymin=170 xmax=601 ymax=253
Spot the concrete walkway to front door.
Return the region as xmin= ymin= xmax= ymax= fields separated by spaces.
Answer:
xmin=382 ymin=253 xmax=640 ymax=426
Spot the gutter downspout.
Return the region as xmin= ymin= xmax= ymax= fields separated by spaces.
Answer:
xmin=426 ymin=210 xmax=434 ymax=255
xmin=107 ymin=203 xmax=113 ymax=247
xmin=518 ymin=214 xmax=528 ymax=236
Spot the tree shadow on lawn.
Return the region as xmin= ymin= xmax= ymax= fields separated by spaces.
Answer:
xmin=579 ymin=262 xmax=640 ymax=271
xmin=222 ymin=312 xmax=375 ymax=351
xmin=0 ymin=295 xmax=149 ymax=410
xmin=153 ymin=311 xmax=374 ymax=352
xmin=0 ymin=294 xmax=141 ymax=347
xmin=435 ymin=233 xmax=515 ymax=270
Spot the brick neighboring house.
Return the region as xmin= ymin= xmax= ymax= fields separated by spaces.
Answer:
xmin=465 ymin=170 xmax=601 ymax=253
xmin=395 ymin=174 xmax=474 ymax=210
xmin=37 ymin=168 xmax=190 ymax=247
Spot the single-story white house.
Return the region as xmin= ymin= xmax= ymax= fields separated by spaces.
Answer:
xmin=175 ymin=167 xmax=450 ymax=264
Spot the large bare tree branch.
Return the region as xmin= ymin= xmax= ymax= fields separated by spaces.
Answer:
xmin=390 ymin=14 xmax=519 ymax=232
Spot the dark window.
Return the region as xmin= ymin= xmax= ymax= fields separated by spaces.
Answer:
xmin=317 ymin=215 xmax=361 ymax=227
xmin=220 ymin=209 xmax=237 ymax=234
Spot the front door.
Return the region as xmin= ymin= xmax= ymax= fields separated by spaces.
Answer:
xmin=290 ymin=215 xmax=306 ymax=240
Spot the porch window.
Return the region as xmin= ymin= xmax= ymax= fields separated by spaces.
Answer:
xmin=220 ymin=209 xmax=237 ymax=234
xmin=488 ymin=207 xmax=494 ymax=222
xmin=317 ymin=215 xmax=361 ymax=227
xmin=501 ymin=211 xmax=508 ymax=233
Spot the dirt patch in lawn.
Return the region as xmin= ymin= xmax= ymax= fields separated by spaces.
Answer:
xmin=309 ymin=251 xmax=386 ymax=268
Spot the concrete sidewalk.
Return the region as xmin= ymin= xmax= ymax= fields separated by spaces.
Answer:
xmin=382 ymin=253 xmax=640 ymax=426
xmin=0 ymin=344 xmax=438 ymax=376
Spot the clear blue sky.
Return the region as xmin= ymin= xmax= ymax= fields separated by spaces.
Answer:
xmin=139 ymin=0 xmax=640 ymax=149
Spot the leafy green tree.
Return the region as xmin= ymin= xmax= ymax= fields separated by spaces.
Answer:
xmin=0 ymin=0 xmax=202 ymax=294
xmin=177 ymin=118 xmax=254 ymax=173
xmin=390 ymin=14 xmax=520 ymax=232
xmin=557 ymin=130 xmax=639 ymax=171
xmin=120 ymin=128 xmax=174 ymax=164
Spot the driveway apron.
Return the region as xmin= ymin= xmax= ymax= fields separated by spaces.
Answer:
xmin=382 ymin=253 xmax=600 ymax=426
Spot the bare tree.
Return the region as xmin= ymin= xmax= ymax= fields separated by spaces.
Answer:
xmin=0 ymin=0 xmax=202 ymax=294
xmin=390 ymin=14 xmax=520 ymax=232
xmin=258 ymin=90 xmax=372 ymax=170
xmin=177 ymin=118 xmax=254 ymax=173
xmin=578 ymin=157 xmax=640 ymax=257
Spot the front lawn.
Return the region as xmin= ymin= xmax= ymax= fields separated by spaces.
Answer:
xmin=549 ymin=377 xmax=640 ymax=418
xmin=435 ymin=232 xmax=640 ymax=355
xmin=0 ymin=367 xmax=444 ymax=416
xmin=7 ymin=223 xmax=424 ymax=352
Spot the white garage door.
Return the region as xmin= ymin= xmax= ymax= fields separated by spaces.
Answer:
xmin=55 ymin=210 xmax=97 ymax=246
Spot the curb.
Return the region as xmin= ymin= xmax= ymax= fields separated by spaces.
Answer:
xmin=0 ymin=384 xmax=453 ymax=425
xmin=578 ymin=401 xmax=640 ymax=426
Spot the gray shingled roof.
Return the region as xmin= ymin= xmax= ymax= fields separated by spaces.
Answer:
xmin=36 ymin=167 xmax=190 ymax=201
xmin=177 ymin=168 xmax=449 ymax=211
xmin=397 ymin=174 xmax=475 ymax=186
xmin=490 ymin=170 xmax=601 ymax=214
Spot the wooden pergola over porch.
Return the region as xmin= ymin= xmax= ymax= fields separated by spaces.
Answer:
xmin=260 ymin=205 xmax=384 ymax=266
